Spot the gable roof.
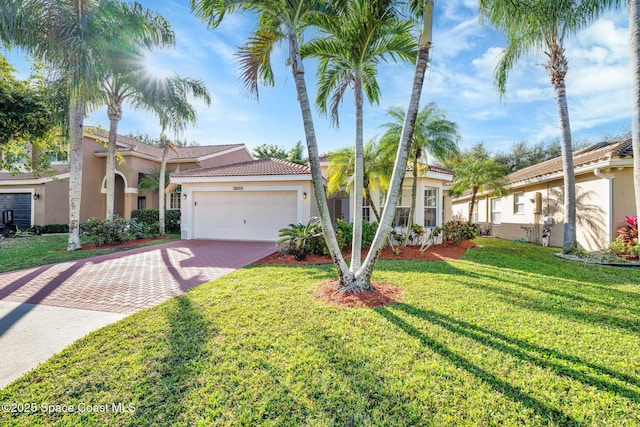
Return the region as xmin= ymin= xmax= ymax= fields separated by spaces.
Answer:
xmin=507 ymin=139 xmax=632 ymax=185
xmin=172 ymin=157 xmax=311 ymax=178
xmin=84 ymin=127 xmax=246 ymax=161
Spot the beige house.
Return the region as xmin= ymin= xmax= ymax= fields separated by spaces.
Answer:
xmin=318 ymin=155 xmax=455 ymax=237
xmin=0 ymin=127 xmax=253 ymax=230
xmin=451 ymin=140 xmax=635 ymax=251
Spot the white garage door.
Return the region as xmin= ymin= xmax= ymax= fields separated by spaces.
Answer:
xmin=193 ymin=191 xmax=298 ymax=241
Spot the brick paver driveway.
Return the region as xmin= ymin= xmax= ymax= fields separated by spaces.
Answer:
xmin=0 ymin=240 xmax=277 ymax=314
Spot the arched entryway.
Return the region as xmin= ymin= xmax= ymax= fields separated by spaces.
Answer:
xmin=114 ymin=174 xmax=125 ymax=216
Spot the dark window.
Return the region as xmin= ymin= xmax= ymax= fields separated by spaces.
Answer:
xmin=137 ymin=196 xmax=146 ymax=210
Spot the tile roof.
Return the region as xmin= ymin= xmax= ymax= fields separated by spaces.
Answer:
xmin=508 ymin=139 xmax=632 ymax=184
xmin=0 ymin=164 xmax=68 ymax=181
xmin=405 ymin=163 xmax=454 ymax=175
xmin=84 ymin=127 xmax=244 ymax=161
xmin=172 ymin=158 xmax=312 ymax=178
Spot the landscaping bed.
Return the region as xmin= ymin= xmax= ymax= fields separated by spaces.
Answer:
xmin=256 ymin=239 xmax=476 ymax=265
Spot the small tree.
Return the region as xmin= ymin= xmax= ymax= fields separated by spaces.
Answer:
xmin=449 ymin=156 xmax=508 ymax=224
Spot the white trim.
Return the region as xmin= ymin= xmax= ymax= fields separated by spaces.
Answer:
xmin=0 ymin=188 xmax=36 ymax=227
xmin=99 ymin=171 xmax=137 ymax=194
xmin=181 ymin=184 xmax=305 ymax=240
xmin=0 ymin=173 xmax=70 ymax=186
xmin=195 ymin=145 xmax=253 ymax=162
xmin=171 ymin=174 xmax=312 ymax=184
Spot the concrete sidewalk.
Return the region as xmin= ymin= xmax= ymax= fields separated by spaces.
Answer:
xmin=0 ymin=239 xmax=276 ymax=388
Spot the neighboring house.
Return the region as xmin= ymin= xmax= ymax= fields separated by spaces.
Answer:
xmin=451 ymin=139 xmax=636 ymax=251
xmin=0 ymin=127 xmax=253 ymax=229
xmin=318 ymin=154 xmax=455 ymax=236
xmin=171 ymin=158 xmax=316 ymax=242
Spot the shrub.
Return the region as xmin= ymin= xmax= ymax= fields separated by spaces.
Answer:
xmin=80 ymin=216 xmax=145 ymax=247
xmin=432 ymin=220 xmax=477 ymax=246
xmin=616 ymin=215 xmax=638 ymax=245
xmin=27 ymin=224 xmax=69 ymax=234
xmin=131 ymin=209 xmax=181 ymax=234
xmin=334 ymin=219 xmax=378 ymax=250
xmin=610 ymin=236 xmax=639 ymax=259
xmin=277 ymin=218 xmax=324 ymax=260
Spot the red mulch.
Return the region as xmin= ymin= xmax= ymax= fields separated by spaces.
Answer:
xmin=259 ymin=240 xmax=476 ymax=309
xmin=314 ymin=281 xmax=404 ymax=308
xmin=79 ymin=237 xmax=173 ymax=251
xmin=255 ymin=240 xmax=476 ymax=265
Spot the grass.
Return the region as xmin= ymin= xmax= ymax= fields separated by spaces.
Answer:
xmin=1 ymin=238 xmax=639 ymax=425
xmin=0 ymin=234 xmax=180 ymax=273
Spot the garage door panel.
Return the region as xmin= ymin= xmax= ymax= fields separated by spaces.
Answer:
xmin=0 ymin=193 xmax=32 ymax=229
xmin=193 ymin=191 xmax=298 ymax=241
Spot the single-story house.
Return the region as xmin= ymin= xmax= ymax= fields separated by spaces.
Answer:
xmin=318 ymin=155 xmax=455 ymax=236
xmin=451 ymin=139 xmax=636 ymax=251
xmin=0 ymin=127 xmax=253 ymax=229
xmin=171 ymin=158 xmax=316 ymax=241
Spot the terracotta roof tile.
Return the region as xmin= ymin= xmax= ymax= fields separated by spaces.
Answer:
xmin=172 ymin=158 xmax=311 ymax=178
xmin=507 ymin=139 xmax=632 ymax=184
xmin=0 ymin=164 xmax=69 ymax=181
xmin=84 ymin=127 xmax=244 ymax=160
xmin=405 ymin=163 xmax=454 ymax=175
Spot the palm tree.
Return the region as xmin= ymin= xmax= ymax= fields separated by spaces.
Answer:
xmin=191 ymin=0 xmax=435 ymax=293
xmin=479 ymin=0 xmax=614 ymax=253
xmin=102 ymin=44 xmax=210 ymax=219
xmin=448 ymin=156 xmax=508 ymax=225
xmin=380 ymin=103 xmax=459 ymax=245
xmin=301 ymin=0 xmax=416 ymax=272
xmin=0 ymin=0 xmax=175 ymax=250
xmin=326 ymin=137 xmax=395 ymax=222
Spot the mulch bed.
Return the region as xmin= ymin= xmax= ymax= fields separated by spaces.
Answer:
xmin=254 ymin=240 xmax=476 ymax=265
xmin=258 ymin=240 xmax=476 ymax=309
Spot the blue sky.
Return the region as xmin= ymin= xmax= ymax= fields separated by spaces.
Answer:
xmin=2 ymin=0 xmax=634 ymax=156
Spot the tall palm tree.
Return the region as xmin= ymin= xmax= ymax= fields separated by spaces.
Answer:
xmin=326 ymin=137 xmax=395 ymax=222
xmin=191 ymin=0 xmax=435 ymax=293
xmin=301 ymin=0 xmax=416 ymax=271
xmin=448 ymin=156 xmax=508 ymax=225
xmin=479 ymin=0 xmax=614 ymax=253
xmin=0 ymin=0 xmax=174 ymax=250
xmin=380 ymin=103 xmax=459 ymax=244
xmin=101 ymin=44 xmax=210 ymax=219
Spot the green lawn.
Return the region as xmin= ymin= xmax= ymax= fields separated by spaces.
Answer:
xmin=1 ymin=238 xmax=639 ymax=425
xmin=0 ymin=234 xmax=180 ymax=273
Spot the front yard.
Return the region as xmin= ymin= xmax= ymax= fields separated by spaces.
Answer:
xmin=1 ymin=238 xmax=639 ymax=425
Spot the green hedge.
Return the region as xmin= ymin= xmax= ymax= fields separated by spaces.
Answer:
xmin=27 ymin=224 xmax=69 ymax=234
xmin=131 ymin=209 xmax=181 ymax=234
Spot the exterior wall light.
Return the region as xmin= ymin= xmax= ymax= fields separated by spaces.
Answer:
xmin=33 ymin=193 xmax=40 ymax=200
xmin=182 ymin=193 xmax=188 ymax=200
xmin=302 ymin=192 xmax=308 ymax=200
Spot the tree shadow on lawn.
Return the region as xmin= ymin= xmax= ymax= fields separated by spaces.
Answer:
xmin=382 ymin=304 xmax=640 ymax=402
xmin=374 ymin=305 xmax=582 ymax=425
xmin=137 ymin=295 xmax=211 ymax=424
xmin=462 ymin=240 xmax=640 ymax=285
xmin=444 ymin=263 xmax=640 ymax=336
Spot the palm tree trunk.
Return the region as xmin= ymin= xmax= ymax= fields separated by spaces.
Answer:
xmin=351 ymin=79 xmax=364 ymax=271
xmin=159 ymin=145 xmax=168 ymax=236
xmin=365 ymin=187 xmax=381 ymax=222
xmin=548 ymin=45 xmax=576 ymax=253
xmin=630 ymin=0 xmax=640 ymax=229
xmin=67 ymin=98 xmax=84 ymax=251
xmin=106 ymin=103 xmax=122 ymax=220
xmin=403 ymin=151 xmax=419 ymax=246
xmin=469 ymin=187 xmax=478 ymax=226
xmin=356 ymin=0 xmax=434 ymax=289
xmin=288 ymin=34 xmax=351 ymax=284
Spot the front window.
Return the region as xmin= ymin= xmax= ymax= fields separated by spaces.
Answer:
xmin=169 ymin=192 xmax=181 ymax=210
xmin=362 ymin=197 xmax=371 ymax=222
xmin=491 ymin=198 xmax=502 ymax=225
xmin=424 ymin=187 xmax=438 ymax=227
xmin=45 ymin=140 xmax=69 ymax=163
xmin=137 ymin=196 xmax=146 ymax=210
xmin=392 ymin=185 xmax=412 ymax=227
xmin=514 ymin=193 xmax=525 ymax=214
